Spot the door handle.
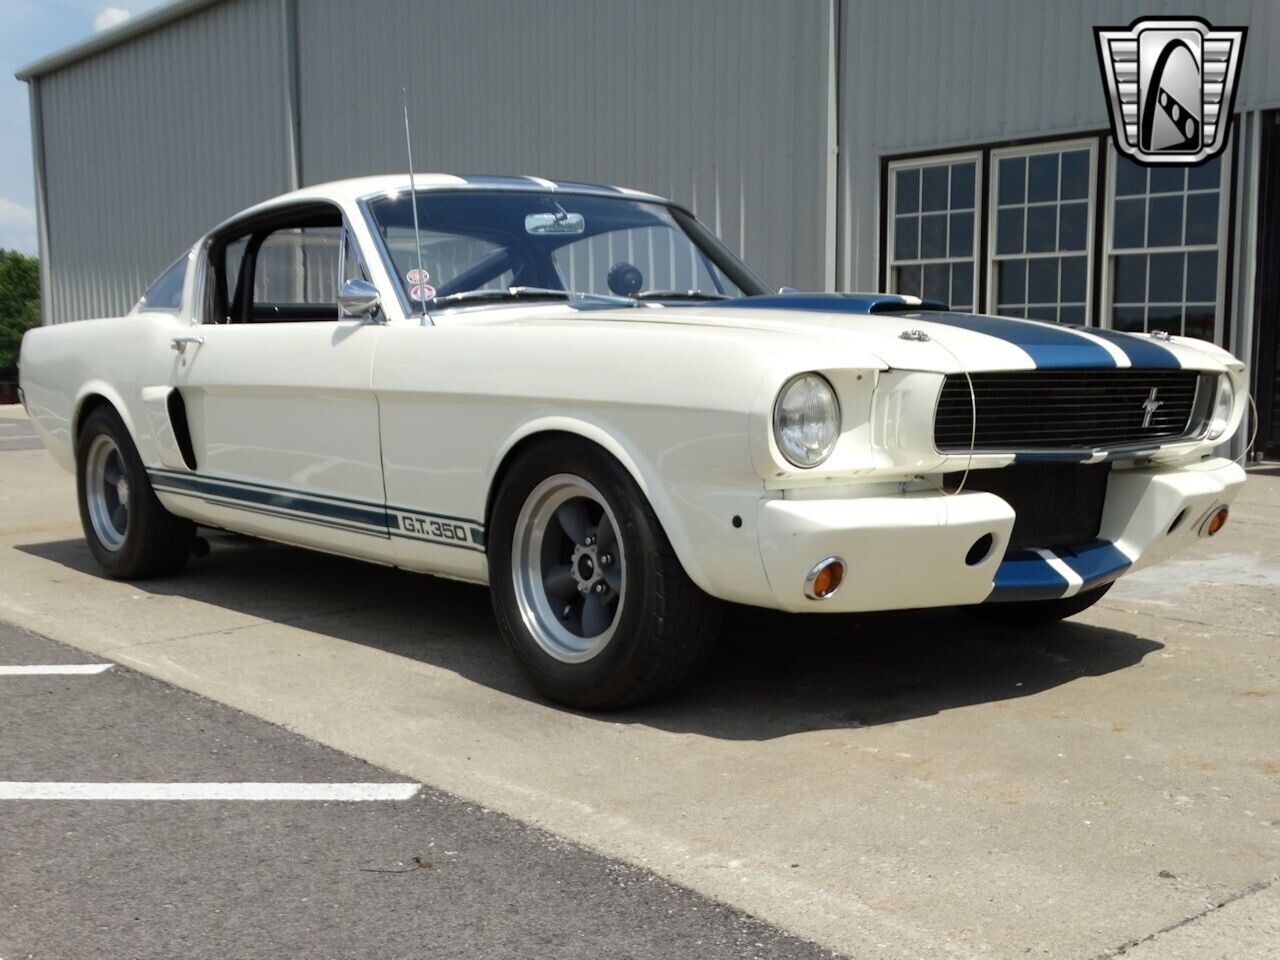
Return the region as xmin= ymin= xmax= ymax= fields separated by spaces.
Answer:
xmin=171 ymin=335 xmax=206 ymax=354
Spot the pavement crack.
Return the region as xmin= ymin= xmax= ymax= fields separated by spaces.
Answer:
xmin=1090 ymin=875 xmax=1278 ymax=959
xmin=98 ymin=599 xmax=412 ymax=656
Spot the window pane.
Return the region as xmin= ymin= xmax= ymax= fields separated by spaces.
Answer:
xmin=1185 ymin=192 xmax=1219 ymax=245
xmin=1183 ymin=306 xmax=1215 ymax=341
xmin=1113 ymin=198 xmax=1145 ymax=248
xmin=140 ymin=257 xmax=186 ymax=311
xmin=998 ymin=260 xmax=1026 ymax=305
xmin=895 ymin=264 xmax=921 ymax=297
xmin=895 ymin=168 xmax=920 ymax=214
xmin=921 ymin=166 xmax=949 ymax=211
xmin=1060 ymin=255 xmax=1087 ymax=302
xmin=1113 ymin=254 xmax=1146 ymax=303
xmin=920 ymin=214 xmax=947 ymax=258
xmin=1060 ymin=150 xmax=1090 ymax=200
xmin=949 ymin=211 xmax=973 ymax=258
xmin=1027 ymin=154 xmax=1058 ymax=203
xmin=1147 ymin=304 xmax=1182 ymax=335
xmin=894 ymin=215 xmax=919 ymax=260
xmin=1147 ymin=195 xmax=1184 ymax=247
xmin=997 ymin=207 xmax=1024 ymax=254
xmin=1115 ymin=157 xmax=1147 ymax=196
xmin=998 ymin=156 xmax=1025 ymax=205
xmin=1058 ymin=201 xmax=1088 ymax=251
xmin=1149 ymin=167 xmax=1185 ymax=194
xmin=1001 ymin=307 xmax=1026 ymax=318
xmin=1186 ymin=251 xmax=1218 ymax=302
xmin=253 ymin=226 xmax=344 ymax=306
xmin=1026 ymin=205 xmax=1057 ymax=253
xmin=1113 ymin=306 xmax=1145 ymax=331
xmin=1027 ymin=257 xmax=1058 ymax=304
xmin=1026 ymin=304 xmax=1058 ymax=322
xmin=1059 ymin=305 xmax=1085 ymax=325
xmin=1147 ymin=252 xmax=1184 ymax=303
xmin=923 ymin=262 xmax=949 ymax=302
xmin=1188 ymin=155 xmax=1222 ymax=191
xmin=950 ymin=163 xmax=975 ymax=209
xmin=950 ymin=264 xmax=973 ymax=310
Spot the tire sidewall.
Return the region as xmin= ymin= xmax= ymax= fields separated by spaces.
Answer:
xmin=75 ymin=407 xmax=159 ymax=577
xmin=489 ymin=441 xmax=665 ymax=703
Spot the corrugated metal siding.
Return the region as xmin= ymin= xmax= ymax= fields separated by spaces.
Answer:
xmin=837 ymin=0 xmax=1280 ymax=290
xmin=35 ymin=0 xmax=290 ymax=322
xmin=295 ymin=0 xmax=832 ymax=291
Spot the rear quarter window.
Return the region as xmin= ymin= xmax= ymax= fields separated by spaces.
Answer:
xmin=137 ymin=256 xmax=188 ymax=312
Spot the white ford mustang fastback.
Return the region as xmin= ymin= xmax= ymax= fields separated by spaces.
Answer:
xmin=19 ymin=175 xmax=1247 ymax=707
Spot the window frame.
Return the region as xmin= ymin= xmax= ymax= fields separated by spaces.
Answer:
xmin=984 ymin=137 xmax=1099 ymax=323
xmin=885 ymin=150 xmax=983 ymax=310
xmin=1100 ymin=142 xmax=1233 ymax=343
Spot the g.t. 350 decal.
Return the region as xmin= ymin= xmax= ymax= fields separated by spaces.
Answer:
xmin=394 ymin=512 xmax=484 ymax=548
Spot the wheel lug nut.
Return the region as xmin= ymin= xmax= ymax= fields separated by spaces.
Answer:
xmin=593 ymin=582 xmax=607 ymax=594
xmin=584 ymin=535 xmax=595 ymax=546
xmin=599 ymin=553 xmax=613 ymax=566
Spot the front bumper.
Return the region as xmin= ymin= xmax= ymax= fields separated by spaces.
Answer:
xmin=755 ymin=457 xmax=1246 ymax=613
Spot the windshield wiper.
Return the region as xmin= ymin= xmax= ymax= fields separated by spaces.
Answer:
xmin=633 ymin=290 xmax=730 ymax=301
xmin=429 ymin=286 xmax=637 ymax=308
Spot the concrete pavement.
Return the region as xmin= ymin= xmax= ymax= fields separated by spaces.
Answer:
xmin=1 ymin=404 xmax=1277 ymax=958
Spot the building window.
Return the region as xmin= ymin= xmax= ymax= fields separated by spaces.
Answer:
xmin=988 ymin=141 xmax=1096 ymax=323
xmin=1104 ymin=151 xmax=1228 ymax=342
xmin=887 ymin=153 xmax=980 ymax=311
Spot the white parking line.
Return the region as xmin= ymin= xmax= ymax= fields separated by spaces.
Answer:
xmin=0 ymin=664 xmax=113 ymax=675
xmin=0 ymin=782 xmax=422 ymax=801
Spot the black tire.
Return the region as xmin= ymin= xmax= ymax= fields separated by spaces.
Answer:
xmin=488 ymin=437 xmax=722 ymax=710
xmin=76 ymin=404 xmax=194 ymax=579
xmin=966 ymin=582 xmax=1112 ymax=625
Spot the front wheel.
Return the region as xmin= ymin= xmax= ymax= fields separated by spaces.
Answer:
xmin=488 ymin=438 xmax=721 ymax=710
xmin=76 ymin=404 xmax=194 ymax=579
xmin=966 ymin=583 xmax=1113 ymax=625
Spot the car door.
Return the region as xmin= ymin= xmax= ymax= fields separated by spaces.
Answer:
xmin=162 ymin=205 xmax=393 ymax=563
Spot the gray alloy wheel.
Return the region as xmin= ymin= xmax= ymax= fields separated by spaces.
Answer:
xmin=510 ymin=474 xmax=626 ymax=664
xmin=83 ymin=432 xmax=131 ymax=552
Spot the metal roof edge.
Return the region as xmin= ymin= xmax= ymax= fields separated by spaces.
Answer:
xmin=15 ymin=0 xmax=224 ymax=81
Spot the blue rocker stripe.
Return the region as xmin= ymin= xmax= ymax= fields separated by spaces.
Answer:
xmin=148 ymin=471 xmax=388 ymax=529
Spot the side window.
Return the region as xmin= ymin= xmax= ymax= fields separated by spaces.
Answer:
xmin=252 ymin=226 xmax=346 ymax=309
xmin=138 ymin=256 xmax=188 ymax=312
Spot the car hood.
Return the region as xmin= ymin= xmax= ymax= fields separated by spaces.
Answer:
xmin=562 ymin=296 xmax=1236 ymax=375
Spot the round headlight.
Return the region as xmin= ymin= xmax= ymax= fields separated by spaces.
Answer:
xmin=773 ymin=373 xmax=840 ymax=468
xmin=1205 ymin=375 xmax=1235 ymax=440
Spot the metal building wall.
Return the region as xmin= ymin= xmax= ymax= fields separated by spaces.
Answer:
xmin=836 ymin=0 xmax=1280 ymax=291
xmin=294 ymin=0 xmax=835 ymax=292
xmin=30 ymin=0 xmax=291 ymax=323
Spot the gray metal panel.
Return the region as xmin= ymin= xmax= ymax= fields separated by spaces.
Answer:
xmin=295 ymin=0 xmax=832 ymax=291
xmin=36 ymin=0 xmax=290 ymax=322
xmin=836 ymin=0 xmax=1280 ymax=290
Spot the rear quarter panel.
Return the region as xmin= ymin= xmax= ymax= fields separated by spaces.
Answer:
xmin=19 ymin=314 xmax=187 ymax=473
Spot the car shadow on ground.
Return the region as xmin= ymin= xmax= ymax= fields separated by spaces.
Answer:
xmin=18 ymin=534 xmax=1161 ymax=741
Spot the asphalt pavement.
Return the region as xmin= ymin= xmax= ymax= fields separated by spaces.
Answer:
xmin=0 ymin=622 xmax=833 ymax=960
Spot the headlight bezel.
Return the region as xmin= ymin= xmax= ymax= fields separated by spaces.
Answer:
xmin=772 ymin=372 xmax=841 ymax=469
xmin=1205 ymin=374 xmax=1235 ymax=441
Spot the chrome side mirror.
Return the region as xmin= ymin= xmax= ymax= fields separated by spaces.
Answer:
xmin=338 ymin=278 xmax=381 ymax=318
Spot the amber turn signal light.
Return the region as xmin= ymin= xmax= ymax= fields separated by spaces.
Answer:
xmin=1200 ymin=505 xmax=1229 ymax=538
xmin=804 ymin=557 xmax=845 ymax=600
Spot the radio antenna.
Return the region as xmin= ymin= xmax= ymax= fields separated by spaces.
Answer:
xmin=401 ymin=88 xmax=432 ymax=325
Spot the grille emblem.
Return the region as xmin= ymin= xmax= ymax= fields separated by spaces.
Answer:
xmin=1141 ymin=387 xmax=1165 ymax=428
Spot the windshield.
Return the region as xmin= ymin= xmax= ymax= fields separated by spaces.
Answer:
xmin=363 ymin=190 xmax=768 ymax=311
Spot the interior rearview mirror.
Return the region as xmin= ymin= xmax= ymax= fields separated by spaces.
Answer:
xmin=338 ymin=278 xmax=381 ymax=318
xmin=525 ymin=211 xmax=586 ymax=235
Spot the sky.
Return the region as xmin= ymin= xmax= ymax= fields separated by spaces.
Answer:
xmin=1 ymin=0 xmax=165 ymax=254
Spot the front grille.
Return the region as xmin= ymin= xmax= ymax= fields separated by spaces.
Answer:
xmin=947 ymin=464 xmax=1110 ymax=550
xmin=935 ymin=370 xmax=1205 ymax=452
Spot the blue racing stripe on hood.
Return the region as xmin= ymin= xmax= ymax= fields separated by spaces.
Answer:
xmin=1078 ymin=326 xmax=1181 ymax=368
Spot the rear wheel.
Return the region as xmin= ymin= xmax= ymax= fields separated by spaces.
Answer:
xmin=489 ymin=438 xmax=721 ymax=709
xmin=76 ymin=405 xmax=194 ymax=579
xmin=967 ymin=583 xmax=1112 ymax=625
